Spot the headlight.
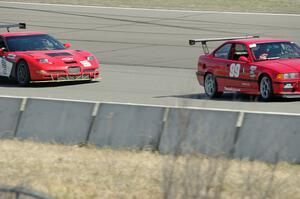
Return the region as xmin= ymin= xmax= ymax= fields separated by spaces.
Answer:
xmin=87 ymin=56 xmax=94 ymax=61
xmin=276 ymin=73 xmax=299 ymax=79
xmin=38 ymin=58 xmax=49 ymax=63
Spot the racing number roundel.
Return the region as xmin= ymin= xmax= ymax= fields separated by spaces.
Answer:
xmin=229 ymin=63 xmax=240 ymax=78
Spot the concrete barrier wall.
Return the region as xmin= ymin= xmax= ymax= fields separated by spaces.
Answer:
xmin=234 ymin=113 xmax=300 ymax=163
xmin=0 ymin=97 xmax=22 ymax=138
xmin=88 ymin=103 xmax=165 ymax=150
xmin=15 ymin=98 xmax=95 ymax=144
xmin=2 ymin=96 xmax=300 ymax=164
xmin=159 ymin=108 xmax=239 ymax=157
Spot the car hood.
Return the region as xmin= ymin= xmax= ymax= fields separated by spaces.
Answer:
xmin=257 ymin=58 xmax=300 ymax=73
xmin=16 ymin=49 xmax=94 ymax=64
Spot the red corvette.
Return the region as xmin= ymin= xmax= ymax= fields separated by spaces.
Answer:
xmin=0 ymin=23 xmax=100 ymax=86
xmin=189 ymin=36 xmax=300 ymax=101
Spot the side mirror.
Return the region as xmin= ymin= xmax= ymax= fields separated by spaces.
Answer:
xmin=238 ymin=56 xmax=249 ymax=63
xmin=0 ymin=48 xmax=4 ymax=56
xmin=63 ymin=43 xmax=71 ymax=49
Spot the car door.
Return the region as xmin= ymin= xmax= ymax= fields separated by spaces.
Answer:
xmin=227 ymin=43 xmax=258 ymax=92
xmin=211 ymin=43 xmax=234 ymax=90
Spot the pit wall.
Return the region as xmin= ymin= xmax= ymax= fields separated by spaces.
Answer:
xmin=0 ymin=96 xmax=298 ymax=164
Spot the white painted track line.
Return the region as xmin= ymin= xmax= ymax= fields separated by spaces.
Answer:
xmin=1 ymin=1 xmax=300 ymax=17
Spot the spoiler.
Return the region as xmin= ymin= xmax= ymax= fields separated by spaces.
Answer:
xmin=0 ymin=23 xmax=26 ymax=32
xmin=189 ymin=35 xmax=259 ymax=54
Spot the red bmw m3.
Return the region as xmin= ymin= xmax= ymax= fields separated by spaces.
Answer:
xmin=190 ymin=36 xmax=300 ymax=101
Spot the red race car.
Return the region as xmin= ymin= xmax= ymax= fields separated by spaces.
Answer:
xmin=189 ymin=36 xmax=300 ymax=101
xmin=0 ymin=23 xmax=100 ymax=86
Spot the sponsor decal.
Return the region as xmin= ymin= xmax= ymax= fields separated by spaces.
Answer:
xmin=249 ymin=44 xmax=257 ymax=48
xmin=242 ymin=67 xmax=245 ymax=74
xmin=7 ymin=54 xmax=16 ymax=60
xmin=242 ymin=82 xmax=250 ymax=86
xmin=62 ymin=57 xmax=74 ymax=61
xmin=224 ymin=87 xmax=241 ymax=92
xmin=0 ymin=57 xmax=13 ymax=77
xmin=249 ymin=65 xmax=257 ymax=78
xmin=80 ymin=60 xmax=92 ymax=67
xmin=284 ymin=83 xmax=293 ymax=89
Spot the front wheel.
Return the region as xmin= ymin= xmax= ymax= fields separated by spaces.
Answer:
xmin=16 ymin=61 xmax=30 ymax=86
xmin=259 ymin=75 xmax=273 ymax=101
xmin=204 ymin=73 xmax=222 ymax=98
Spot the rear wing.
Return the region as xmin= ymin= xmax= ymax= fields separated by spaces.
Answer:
xmin=0 ymin=23 xmax=26 ymax=32
xmin=189 ymin=35 xmax=259 ymax=54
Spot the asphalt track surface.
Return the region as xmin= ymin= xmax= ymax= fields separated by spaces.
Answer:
xmin=1 ymin=1 xmax=300 ymax=113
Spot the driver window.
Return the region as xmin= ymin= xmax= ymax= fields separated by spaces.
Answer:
xmin=230 ymin=43 xmax=249 ymax=61
xmin=0 ymin=37 xmax=6 ymax=49
xmin=214 ymin=43 xmax=232 ymax=59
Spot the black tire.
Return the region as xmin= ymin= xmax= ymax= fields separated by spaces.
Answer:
xmin=16 ymin=60 xmax=30 ymax=86
xmin=259 ymin=75 xmax=273 ymax=101
xmin=204 ymin=73 xmax=223 ymax=98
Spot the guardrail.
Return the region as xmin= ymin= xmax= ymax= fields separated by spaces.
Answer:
xmin=1 ymin=96 xmax=300 ymax=164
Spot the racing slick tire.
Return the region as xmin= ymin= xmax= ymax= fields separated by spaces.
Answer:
xmin=204 ymin=73 xmax=223 ymax=98
xmin=16 ymin=60 xmax=30 ymax=86
xmin=259 ymin=75 xmax=273 ymax=101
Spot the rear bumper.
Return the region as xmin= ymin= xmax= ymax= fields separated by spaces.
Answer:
xmin=196 ymin=71 xmax=204 ymax=86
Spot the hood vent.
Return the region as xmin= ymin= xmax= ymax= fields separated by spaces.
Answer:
xmin=46 ymin=52 xmax=72 ymax=57
xmin=64 ymin=61 xmax=77 ymax=64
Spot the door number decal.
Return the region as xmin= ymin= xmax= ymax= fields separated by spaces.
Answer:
xmin=229 ymin=63 xmax=240 ymax=78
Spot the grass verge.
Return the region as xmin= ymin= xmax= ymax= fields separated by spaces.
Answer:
xmin=1 ymin=139 xmax=300 ymax=199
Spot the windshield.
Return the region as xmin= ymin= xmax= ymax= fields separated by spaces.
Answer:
xmin=251 ymin=42 xmax=300 ymax=61
xmin=6 ymin=34 xmax=65 ymax=52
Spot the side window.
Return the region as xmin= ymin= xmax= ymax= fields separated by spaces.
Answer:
xmin=231 ymin=43 xmax=249 ymax=61
xmin=214 ymin=43 xmax=232 ymax=59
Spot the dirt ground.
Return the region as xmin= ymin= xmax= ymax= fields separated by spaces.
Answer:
xmin=1 ymin=139 xmax=300 ymax=199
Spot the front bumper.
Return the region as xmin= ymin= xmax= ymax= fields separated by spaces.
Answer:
xmin=273 ymin=81 xmax=300 ymax=95
xmin=30 ymin=74 xmax=101 ymax=83
xmin=275 ymin=94 xmax=300 ymax=98
xmin=31 ymin=71 xmax=100 ymax=83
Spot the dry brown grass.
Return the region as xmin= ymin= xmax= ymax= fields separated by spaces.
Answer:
xmin=1 ymin=0 xmax=300 ymax=13
xmin=1 ymin=139 xmax=300 ymax=199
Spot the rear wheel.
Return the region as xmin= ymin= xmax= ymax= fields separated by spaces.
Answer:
xmin=259 ymin=75 xmax=273 ymax=101
xmin=16 ymin=60 xmax=30 ymax=86
xmin=204 ymin=73 xmax=222 ymax=98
